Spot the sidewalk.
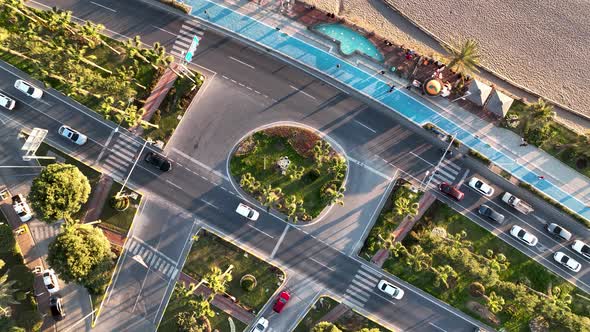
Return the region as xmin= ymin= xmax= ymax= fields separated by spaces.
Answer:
xmin=172 ymin=0 xmax=590 ymax=222
xmin=177 ymin=272 xmax=255 ymax=324
xmin=136 ymin=63 xmax=180 ymax=133
xmin=83 ymin=174 xmax=113 ymax=223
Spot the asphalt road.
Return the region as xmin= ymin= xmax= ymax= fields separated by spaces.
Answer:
xmin=5 ymin=0 xmax=590 ymax=331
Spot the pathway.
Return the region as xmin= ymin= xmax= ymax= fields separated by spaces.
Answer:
xmin=83 ymin=174 xmax=113 ymax=223
xmin=151 ymin=0 xmax=590 ymax=222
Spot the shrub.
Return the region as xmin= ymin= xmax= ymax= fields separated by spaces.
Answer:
xmin=152 ymin=109 xmax=161 ymax=125
xmin=468 ymin=149 xmax=491 ymax=166
xmin=110 ymin=195 xmax=130 ymax=211
xmin=240 ymin=275 xmax=257 ymax=292
xmin=158 ymin=0 xmax=191 ymax=14
xmin=469 ymin=282 xmax=485 ymax=297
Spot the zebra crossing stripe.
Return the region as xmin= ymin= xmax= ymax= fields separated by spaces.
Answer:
xmin=344 ymin=295 xmax=365 ymax=308
xmin=182 ymin=20 xmax=202 ymax=30
xmin=351 ymin=278 xmax=374 ymax=291
xmin=170 ymin=268 xmax=178 ymax=279
xmin=161 ymin=264 xmax=169 ymax=275
xmin=138 ymin=247 xmax=145 ymax=257
xmin=441 ymin=159 xmax=462 ymax=172
xmin=353 ymin=276 xmax=376 ymax=288
xmin=175 ymin=38 xmax=191 ymax=48
xmin=345 ymin=288 xmax=369 ymax=302
xmin=434 ymin=169 xmax=455 ymax=182
xmin=111 ymin=144 xmax=138 ymax=159
xmin=179 ymin=25 xmax=204 ymax=36
xmin=103 ymin=156 xmax=130 ymax=169
xmin=128 ymin=241 xmax=138 ymax=254
xmin=357 ymin=269 xmax=379 ymax=282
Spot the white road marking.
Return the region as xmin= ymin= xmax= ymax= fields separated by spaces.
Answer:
xmin=200 ymin=199 xmax=219 ymax=209
xmin=270 ymin=224 xmax=290 ymax=259
xmin=409 ymin=151 xmax=436 ymax=167
xmin=533 ymin=215 xmax=549 ymax=225
xmin=429 ymin=323 xmax=448 ymax=332
xmin=348 ymin=157 xmax=393 ymax=181
xmin=247 ymin=224 xmax=274 ymax=238
xmin=165 ymin=180 xmax=183 ymax=190
xmin=353 ymin=120 xmax=377 ymax=133
xmin=289 ymin=85 xmax=317 ymax=100
xmin=171 ymin=148 xmax=229 ymax=181
xmin=152 ymin=25 xmax=176 ymax=36
xmin=90 ymin=1 xmax=117 ymax=12
xmin=229 ymin=56 xmax=255 ymax=69
xmin=309 ymin=257 xmax=335 ymax=271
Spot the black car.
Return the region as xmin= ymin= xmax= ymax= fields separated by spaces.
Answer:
xmin=478 ymin=204 xmax=505 ymax=224
xmin=144 ymin=152 xmax=172 ymax=172
xmin=49 ymin=296 xmax=65 ymax=321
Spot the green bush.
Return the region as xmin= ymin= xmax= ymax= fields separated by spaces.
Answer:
xmin=158 ymin=0 xmax=191 ymax=14
xmin=240 ymin=275 xmax=257 ymax=292
xmin=468 ymin=149 xmax=491 ymax=166
xmin=110 ymin=195 xmax=130 ymax=211
xmin=469 ymin=282 xmax=485 ymax=297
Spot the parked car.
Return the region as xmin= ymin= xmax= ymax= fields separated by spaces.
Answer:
xmin=572 ymin=240 xmax=590 ymax=260
xmin=468 ymin=177 xmax=494 ymax=196
xmin=0 ymin=93 xmax=15 ymax=110
xmin=236 ymin=203 xmax=259 ymax=221
xmin=144 ymin=151 xmax=172 ymax=171
xmin=58 ymin=125 xmax=87 ymax=145
xmin=478 ymin=204 xmax=505 ymax=224
xmin=43 ymin=269 xmax=60 ymax=294
xmin=377 ymin=280 xmax=404 ymax=300
xmin=49 ymin=296 xmax=65 ymax=321
xmin=272 ymin=291 xmax=290 ymax=313
xmin=11 ymin=194 xmax=32 ymax=222
xmin=14 ymin=79 xmax=43 ymax=99
xmin=510 ymin=225 xmax=538 ymax=246
xmin=250 ymin=317 xmax=269 ymax=332
xmin=545 ymin=223 xmax=572 ymax=241
xmin=553 ymin=251 xmax=582 ymax=272
xmin=438 ymin=182 xmax=464 ymax=201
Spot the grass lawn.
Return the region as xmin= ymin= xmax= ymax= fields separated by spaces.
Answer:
xmin=382 ymin=200 xmax=590 ymax=331
xmin=360 ymin=180 xmax=422 ymax=259
xmin=143 ymin=74 xmax=203 ymax=144
xmin=230 ymin=129 xmax=346 ymax=219
xmin=0 ymin=221 xmax=43 ymax=331
xmin=183 ymin=230 xmax=284 ymax=312
xmin=295 ymin=296 xmax=392 ymax=332
xmin=158 ymin=285 xmax=248 ymax=332
xmin=97 ymin=181 xmax=141 ymax=235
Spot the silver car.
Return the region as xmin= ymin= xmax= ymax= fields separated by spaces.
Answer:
xmin=14 ymin=79 xmax=43 ymax=99
xmin=0 ymin=93 xmax=15 ymax=110
xmin=545 ymin=223 xmax=572 ymax=241
xmin=478 ymin=205 xmax=505 ymax=224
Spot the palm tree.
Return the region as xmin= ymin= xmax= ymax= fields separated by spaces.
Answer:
xmin=204 ymin=266 xmax=232 ymax=302
xmin=148 ymin=41 xmax=173 ymax=68
xmin=405 ymin=245 xmax=431 ymax=271
xmin=77 ymin=20 xmax=121 ymax=55
xmin=124 ymin=36 xmax=152 ymax=66
xmin=313 ymin=140 xmax=332 ymax=167
xmin=45 ymin=8 xmax=73 ymax=34
xmin=445 ymin=39 xmax=480 ymax=76
xmin=329 ymin=156 xmax=347 ymax=179
xmin=485 ymin=291 xmax=505 ymax=314
xmin=529 ymin=98 xmax=555 ymax=122
xmin=0 ymin=271 xmax=19 ymax=317
xmin=284 ymin=195 xmax=303 ymax=222
xmin=431 ymin=265 xmax=458 ymax=289
xmin=261 ymin=185 xmax=281 ymax=212
xmin=323 ymin=183 xmax=345 ymax=206
xmin=66 ymin=45 xmax=113 ymax=75
xmin=393 ymin=197 xmax=419 ymax=218
xmin=388 ymin=241 xmax=407 ymax=258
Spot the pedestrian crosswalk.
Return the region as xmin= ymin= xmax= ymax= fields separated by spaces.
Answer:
xmin=429 ymin=159 xmax=462 ymax=186
xmin=127 ymin=237 xmax=179 ymax=279
xmin=28 ymin=220 xmax=62 ymax=243
xmin=343 ymin=264 xmax=381 ymax=308
xmin=170 ymin=20 xmax=206 ymax=60
xmin=100 ymin=133 xmax=143 ymax=181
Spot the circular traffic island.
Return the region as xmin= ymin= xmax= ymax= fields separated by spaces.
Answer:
xmin=230 ymin=125 xmax=347 ymax=223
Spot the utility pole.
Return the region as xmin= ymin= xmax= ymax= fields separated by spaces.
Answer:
xmin=424 ymin=133 xmax=456 ymax=190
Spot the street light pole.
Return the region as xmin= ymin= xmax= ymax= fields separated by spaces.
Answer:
xmin=424 ymin=133 xmax=456 ymax=190
xmin=451 ymin=91 xmax=472 ymax=103
xmin=420 ymin=170 xmax=430 ymax=190
xmin=117 ymin=140 xmax=149 ymax=198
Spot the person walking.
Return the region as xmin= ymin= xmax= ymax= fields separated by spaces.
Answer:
xmin=538 ymin=175 xmax=545 ymax=180
xmin=388 ymin=84 xmax=395 ymax=93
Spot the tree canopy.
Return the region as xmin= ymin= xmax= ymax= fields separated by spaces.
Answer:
xmin=47 ymin=223 xmax=113 ymax=293
xmin=28 ymin=164 xmax=91 ymax=222
xmin=312 ymin=322 xmax=342 ymax=332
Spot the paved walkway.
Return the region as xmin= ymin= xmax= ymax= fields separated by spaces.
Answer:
xmin=139 ymin=63 xmax=180 ymax=128
xmin=171 ymin=0 xmax=590 ymax=222
xmin=177 ymin=272 xmax=255 ymax=324
xmin=83 ymin=174 xmax=113 ymax=223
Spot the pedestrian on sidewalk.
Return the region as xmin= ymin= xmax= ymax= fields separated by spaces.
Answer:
xmin=538 ymin=175 xmax=545 ymax=180
xmin=336 ymin=64 xmax=341 ymax=68
xmin=204 ymin=10 xmax=210 ymax=19
xmin=388 ymin=84 xmax=395 ymax=93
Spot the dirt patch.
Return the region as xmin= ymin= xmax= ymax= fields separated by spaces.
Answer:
xmin=466 ymin=301 xmax=500 ymax=326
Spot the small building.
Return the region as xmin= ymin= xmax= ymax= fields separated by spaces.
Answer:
xmin=465 ymin=79 xmax=492 ymax=106
xmin=485 ymin=89 xmax=514 ymax=117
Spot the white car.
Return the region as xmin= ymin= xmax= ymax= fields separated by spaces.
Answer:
xmin=553 ymin=251 xmax=582 ymax=272
xmin=510 ymin=225 xmax=538 ymax=246
xmin=250 ymin=317 xmax=268 ymax=332
xmin=572 ymin=240 xmax=590 ymax=260
xmin=377 ymin=280 xmax=404 ymax=300
xmin=14 ymin=79 xmax=43 ymax=99
xmin=43 ymin=269 xmax=60 ymax=294
xmin=236 ymin=203 xmax=259 ymax=221
xmin=468 ymin=177 xmax=494 ymax=196
xmin=11 ymin=194 xmax=32 ymax=222
xmin=0 ymin=93 xmax=15 ymax=110
xmin=58 ymin=125 xmax=87 ymax=145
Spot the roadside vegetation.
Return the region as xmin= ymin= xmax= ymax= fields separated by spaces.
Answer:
xmin=361 ymin=180 xmax=422 ymax=258
xmin=0 ymin=219 xmax=43 ymax=332
xmin=182 ymin=229 xmax=284 ymax=312
xmin=230 ymin=126 xmax=347 ymax=222
xmin=295 ymin=296 xmax=391 ymax=332
xmin=98 ymin=181 xmax=141 ymax=235
xmin=376 ymin=200 xmax=590 ymax=331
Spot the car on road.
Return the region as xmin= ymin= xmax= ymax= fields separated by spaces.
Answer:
xmin=14 ymin=79 xmax=43 ymax=99
xmin=43 ymin=269 xmax=60 ymax=294
xmin=553 ymin=251 xmax=582 ymax=272
xmin=49 ymin=296 xmax=65 ymax=321
xmin=377 ymin=280 xmax=404 ymax=300
xmin=236 ymin=203 xmax=259 ymax=221
xmin=58 ymin=125 xmax=87 ymax=145
xmin=438 ymin=182 xmax=464 ymax=201
xmin=11 ymin=194 xmax=32 ymax=222
xmin=478 ymin=204 xmax=505 ymax=224
xmin=572 ymin=240 xmax=590 ymax=260
xmin=250 ymin=317 xmax=269 ymax=332
xmin=0 ymin=93 xmax=15 ymax=110
xmin=545 ymin=223 xmax=572 ymax=241
xmin=272 ymin=291 xmax=290 ymax=313
xmin=510 ymin=225 xmax=538 ymax=246
xmin=468 ymin=177 xmax=494 ymax=196
xmin=144 ymin=151 xmax=172 ymax=171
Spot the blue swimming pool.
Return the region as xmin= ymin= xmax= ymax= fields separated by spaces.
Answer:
xmin=313 ymin=23 xmax=384 ymax=62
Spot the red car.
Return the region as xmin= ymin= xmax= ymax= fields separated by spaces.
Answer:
xmin=438 ymin=182 xmax=464 ymax=201
xmin=273 ymin=291 xmax=291 ymax=313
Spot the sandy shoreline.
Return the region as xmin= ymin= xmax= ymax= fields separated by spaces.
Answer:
xmin=300 ymin=0 xmax=590 ymax=120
